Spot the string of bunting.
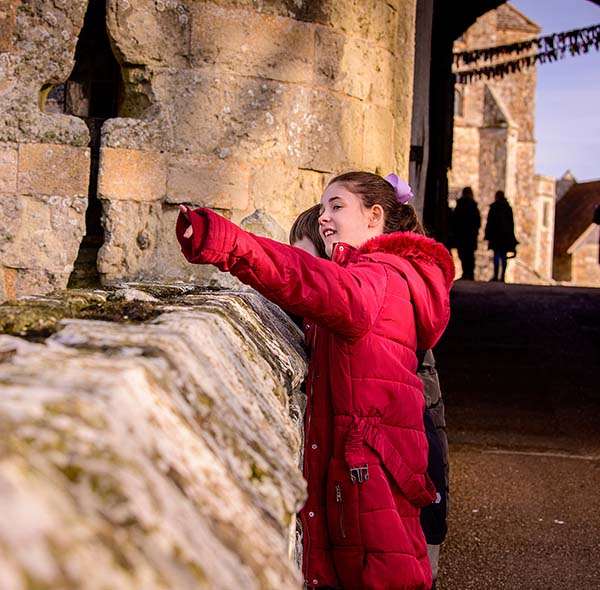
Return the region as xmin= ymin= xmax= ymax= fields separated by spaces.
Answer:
xmin=454 ymin=23 xmax=600 ymax=84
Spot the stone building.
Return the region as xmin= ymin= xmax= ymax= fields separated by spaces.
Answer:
xmin=0 ymin=0 xmax=417 ymax=300
xmin=553 ymin=177 xmax=600 ymax=287
xmin=448 ymin=3 xmax=554 ymax=283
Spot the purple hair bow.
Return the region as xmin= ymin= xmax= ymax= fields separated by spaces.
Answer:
xmin=384 ymin=173 xmax=414 ymax=204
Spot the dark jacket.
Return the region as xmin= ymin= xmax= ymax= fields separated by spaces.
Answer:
xmin=417 ymin=350 xmax=449 ymax=546
xmin=484 ymin=198 xmax=518 ymax=252
xmin=176 ymin=207 xmax=454 ymax=589
xmin=451 ymin=196 xmax=481 ymax=251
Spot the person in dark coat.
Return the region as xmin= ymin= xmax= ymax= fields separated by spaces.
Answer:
xmin=451 ymin=187 xmax=481 ymax=280
xmin=484 ymin=191 xmax=518 ymax=282
xmin=417 ymin=350 xmax=449 ymax=590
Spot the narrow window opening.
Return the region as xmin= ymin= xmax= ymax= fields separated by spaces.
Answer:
xmin=542 ymin=200 xmax=550 ymax=229
xmin=44 ymin=0 xmax=122 ymax=288
xmin=454 ymin=87 xmax=464 ymax=118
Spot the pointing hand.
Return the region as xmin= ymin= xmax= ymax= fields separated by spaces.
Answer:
xmin=179 ymin=204 xmax=194 ymax=239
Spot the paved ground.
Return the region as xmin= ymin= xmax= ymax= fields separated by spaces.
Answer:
xmin=433 ymin=281 xmax=600 ymax=589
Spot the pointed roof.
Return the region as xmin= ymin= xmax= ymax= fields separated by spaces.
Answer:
xmin=496 ymin=3 xmax=541 ymax=34
xmin=554 ymin=180 xmax=600 ymax=256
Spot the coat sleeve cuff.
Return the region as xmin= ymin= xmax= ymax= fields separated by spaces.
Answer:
xmin=176 ymin=208 xmax=208 ymax=263
xmin=176 ymin=207 xmax=237 ymax=265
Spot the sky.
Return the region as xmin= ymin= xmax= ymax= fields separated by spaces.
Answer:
xmin=510 ymin=0 xmax=600 ymax=182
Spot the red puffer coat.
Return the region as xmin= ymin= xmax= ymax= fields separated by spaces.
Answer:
xmin=176 ymin=208 xmax=454 ymax=590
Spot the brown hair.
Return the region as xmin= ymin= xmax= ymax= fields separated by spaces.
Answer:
xmin=289 ymin=204 xmax=328 ymax=258
xmin=328 ymin=171 xmax=425 ymax=235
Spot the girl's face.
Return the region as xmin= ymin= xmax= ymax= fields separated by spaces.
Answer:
xmin=318 ymin=182 xmax=384 ymax=257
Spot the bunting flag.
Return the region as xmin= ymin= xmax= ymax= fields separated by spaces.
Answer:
xmin=454 ymin=23 xmax=600 ymax=83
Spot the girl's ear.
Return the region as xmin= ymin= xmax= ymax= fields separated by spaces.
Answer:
xmin=368 ymin=204 xmax=385 ymax=229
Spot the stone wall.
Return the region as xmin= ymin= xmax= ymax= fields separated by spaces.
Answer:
xmin=0 ymin=285 xmax=307 ymax=589
xmin=0 ymin=1 xmax=91 ymax=299
xmin=0 ymin=0 xmax=417 ymax=299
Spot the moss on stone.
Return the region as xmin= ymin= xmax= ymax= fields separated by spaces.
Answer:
xmin=57 ymin=463 xmax=84 ymax=483
xmin=0 ymin=294 xmax=161 ymax=341
xmin=249 ymin=462 xmax=267 ymax=482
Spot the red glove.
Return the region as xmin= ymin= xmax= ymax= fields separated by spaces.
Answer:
xmin=176 ymin=206 xmax=208 ymax=262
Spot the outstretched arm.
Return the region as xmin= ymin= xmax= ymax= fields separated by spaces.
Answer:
xmin=176 ymin=206 xmax=386 ymax=341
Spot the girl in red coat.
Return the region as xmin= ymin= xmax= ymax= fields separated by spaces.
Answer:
xmin=176 ymin=171 xmax=454 ymax=590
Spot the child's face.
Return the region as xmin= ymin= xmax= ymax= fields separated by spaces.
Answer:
xmin=318 ymin=182 xmax=383 ymax=257
xmin=292 ymin=236 xmax=319 ymax=257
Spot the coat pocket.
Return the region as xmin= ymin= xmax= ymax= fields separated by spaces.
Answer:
xmin=326 ymin=458 xmax=361 ymax=547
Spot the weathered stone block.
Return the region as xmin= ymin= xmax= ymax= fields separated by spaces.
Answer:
xmin=99 ymin=199 xmax=163 ymax=283
xmin=152 ymin=68 xmax=297 ymax=160
xmin=0 ymin=144 xmax=17 ymax=193
xmin=318 ymin=0 xmax=399 ymax=53
xmin=98 ymin=147 xmax=167 ymax=202
xmin=106 ymin=0 xmax=191 ymax=66
xmin=315 ymin=28 xmax=394 ymax=107
xmin=17 ymin=143 xmax=90 ymax=197
xmin=166 ymin=154 xmax=250 ymax=210
xmin=292 ymin=89 xmax=364 ymax=172
xmin=0 ymin=0 xmax=17 ymax=53
xmin=191 ymin=4 xmax=315 ymax=84
xmin=247 ymin=160 xmax=324 ymax=230
xmin=0 ymin=193 xmax=21 ymax=252
xmin=13 ymin=1 xmax=88 ymax=84
xmin=98 ymin=199 xmax=225 ymax=286
xmin=240 ymin=209 xmax=287 ymax=242
xmin=0 ymin=264 xmax=16 ymax=300
xmin=363 ymin=104 xmax=395 ymax=174
xmin=0 ymin=194 xmax=86 ymax=271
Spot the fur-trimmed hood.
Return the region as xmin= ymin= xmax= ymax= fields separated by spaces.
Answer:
xmin=330 ymin=230 xmax=454 ymax=349
xmin=358 ymin=231 xmax=455 ymax=289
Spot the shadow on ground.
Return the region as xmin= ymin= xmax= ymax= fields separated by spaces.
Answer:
xmin=435 ymin=281 xmax=600 ymax=589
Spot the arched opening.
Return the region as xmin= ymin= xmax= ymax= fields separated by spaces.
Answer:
xmin=44 ymin=0 xmax=122 ymax=288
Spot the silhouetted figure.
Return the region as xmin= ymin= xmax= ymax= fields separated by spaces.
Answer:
xmin=484 ymin=191 xmax=518 ymax=282
xmin=452 ymin=187 xmax=481 ymax=280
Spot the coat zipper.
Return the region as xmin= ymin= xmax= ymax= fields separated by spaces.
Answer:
xmin=335 ymin=482 xmax=347 ymax=539
xmin=302 ymin=377 xmax=314 ymax=577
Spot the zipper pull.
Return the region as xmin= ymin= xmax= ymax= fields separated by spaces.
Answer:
xmin=335 ymin=483 xmax=342 ymax=503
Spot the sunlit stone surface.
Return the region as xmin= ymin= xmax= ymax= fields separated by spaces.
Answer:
xmin=0 ymin=285 xmax=307 ymax=590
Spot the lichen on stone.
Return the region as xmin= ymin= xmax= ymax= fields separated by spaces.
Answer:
xmin=0 ymin=285 xmax=307 ymax=588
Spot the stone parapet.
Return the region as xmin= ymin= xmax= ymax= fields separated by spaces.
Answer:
xmin=0 ymin=285 xmax=307 ymax=589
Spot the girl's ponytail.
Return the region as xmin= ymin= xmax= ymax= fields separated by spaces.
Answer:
xmin=328 ymin=171 xmax=425 ymax=235
xmin=385 ymin=200 xmax=425 ymax=235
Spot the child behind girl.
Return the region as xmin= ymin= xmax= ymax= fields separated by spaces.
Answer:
xmin=290 ymin=203 xmax=449 ymax=589
xmin=176 ymin=171 xmax=454 ymax=589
